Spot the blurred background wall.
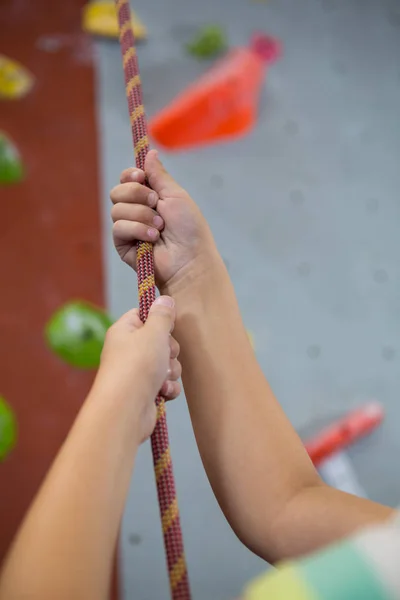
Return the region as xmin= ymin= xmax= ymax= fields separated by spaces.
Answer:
xmin=1 ymin=0 xmax=400 ymax=598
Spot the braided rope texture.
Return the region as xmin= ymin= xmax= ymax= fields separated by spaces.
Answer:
xmin=115 ymin=1 xmax=191 ymax=598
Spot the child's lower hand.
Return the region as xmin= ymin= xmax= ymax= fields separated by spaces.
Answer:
xmin=92 ymin=296 xmax=181 ymax=442
xmin=110 ymin=149 xmax=218 ymax=296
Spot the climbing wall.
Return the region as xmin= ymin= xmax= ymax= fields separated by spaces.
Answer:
xmin=96 ymin=0 xmax=400 ymax=598
xmin=0 ymin=1 xmax=117 ymax=597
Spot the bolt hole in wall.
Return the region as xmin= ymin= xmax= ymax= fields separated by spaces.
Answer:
xmin=1 ymin=0 xmax=400 ymax=599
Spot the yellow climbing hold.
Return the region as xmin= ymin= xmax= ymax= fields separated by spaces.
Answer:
xmin=82 ymin=1 xmax=147 ymax=40
xmin=0 ymin=55 xmax=34 ymax=100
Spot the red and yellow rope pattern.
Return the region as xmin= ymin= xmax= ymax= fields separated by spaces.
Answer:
xmin=115 ymin=1 xmax=191 ymax=598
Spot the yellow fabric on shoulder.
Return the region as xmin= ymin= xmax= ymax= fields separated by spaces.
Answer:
xmin=244 ymin=565 xmax=318 ymax=600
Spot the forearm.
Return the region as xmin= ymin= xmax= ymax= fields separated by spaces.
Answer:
xmin=168 ymin=255 xmax=392 ymax=562
xmin=0 ymin=387 xmax=141 ymax=600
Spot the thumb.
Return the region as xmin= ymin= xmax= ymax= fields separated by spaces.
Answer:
xmin=145 ymin=296 xmax=175 ymax=338
xmin=145 ymin=149 xmax=184 ymax=198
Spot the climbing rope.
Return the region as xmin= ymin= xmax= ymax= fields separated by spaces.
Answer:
xmin=115 ymin=1 xmax=191 ymax=599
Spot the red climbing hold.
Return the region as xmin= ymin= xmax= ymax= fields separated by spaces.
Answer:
xmin=305 ymin=402 xmax=384 ymax=466
xmin=149 ymin=33 xmax=282 ymax=151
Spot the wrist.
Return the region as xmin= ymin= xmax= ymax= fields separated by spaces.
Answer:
xmin=165 ymin=255 xmax=235 ymax=342
xmin=161 ymin=247 xmax=226 ymax=301
xmin=84 ymin=384 xmax=144 ymax=450
xmin=90 ymin=366 xmax=151 ymax=421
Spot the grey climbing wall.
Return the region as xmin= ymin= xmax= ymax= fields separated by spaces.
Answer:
xmin=96 ymin=0 xmax=400 ymax=597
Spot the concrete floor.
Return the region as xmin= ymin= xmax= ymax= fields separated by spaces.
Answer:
xmin=96 ymin=0 xmax=400 ymax=597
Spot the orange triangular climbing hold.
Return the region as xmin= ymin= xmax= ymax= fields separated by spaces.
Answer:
xmin=149 ymin=33 xmax=281 ymax=151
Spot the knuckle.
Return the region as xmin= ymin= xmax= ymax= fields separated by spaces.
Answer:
xmin=127 ymin=181 xmax=142 ymax=194
xmin=110 ymin=204 xmax=120 ymax=221
xmin=170 ymin=337 xmax=180 ymax=358
xmin=111 ymin=181 xmax=144 ymax=203
xmin=170 ymin=359 xmax=182 ymax=380
xmin=144 ymin=206 xmax=157 ymax=221
xmin=110 ymin=184 xmax=121 ymax=201
xmin=158 ymin=309 xmax=174 ymax=324
xmin=134 ymin=204 xmax=152 ymax=223
xmin=112 ymin=220 xmax=125 ymax=237
xmin=105 ymin=322 xmax=117 ymax=341
xmin=171 ymin=382 xmax=181 ymax=399
xmin=120 ymin=167 xmax=132 ymax=180
xmin=112 ymin=203 xmax=148 ymax=223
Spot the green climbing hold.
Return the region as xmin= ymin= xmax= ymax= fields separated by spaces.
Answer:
xmin=186 ymin=25 xmax=227 ymax=59
xmin=0 ymin=131 xmax=24 ymax=185
xmin=45 ymin=301 xmax=113 ymax=369
xmin=0 ymin=396 xmax=17 ymax=461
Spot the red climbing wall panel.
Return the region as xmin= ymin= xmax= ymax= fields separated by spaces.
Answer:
xmin=0 ymin=1 xmax=118 ymax=597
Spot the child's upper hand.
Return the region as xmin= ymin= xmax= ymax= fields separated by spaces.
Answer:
xmin=110 ymin=150 xmax=216 ymax=294
xmin=93 ymin=296 xmax=181 ymax=443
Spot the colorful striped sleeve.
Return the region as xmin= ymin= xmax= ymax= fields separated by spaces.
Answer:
xmin=244 ymin=512 xmax=400 ymax=600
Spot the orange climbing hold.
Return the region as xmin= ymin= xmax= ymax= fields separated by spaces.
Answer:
xmin=149 ymin=33 xmax=281 ymax=151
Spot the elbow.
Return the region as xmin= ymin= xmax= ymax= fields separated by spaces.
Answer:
xmin=265 ymin=477 xmax=328 ymax=564
xmin=234 ymin=475 xmax=326 ymax=565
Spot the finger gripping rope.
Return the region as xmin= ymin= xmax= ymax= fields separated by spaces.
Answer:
xmin=115 ymin=2 xmax=191 ymax=598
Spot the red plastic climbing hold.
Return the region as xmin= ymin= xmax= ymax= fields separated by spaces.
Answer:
xmin=305 ymin=402 xmax=384 ymax=467
xmin=149 ymin=33 xmax=282 ymax=151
